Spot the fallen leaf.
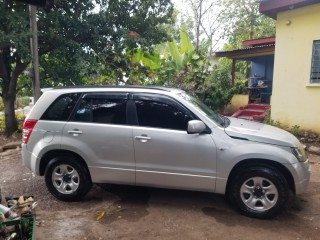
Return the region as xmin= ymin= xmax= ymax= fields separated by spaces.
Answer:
xmin=96 ymin=211 xmax=106 ymax=221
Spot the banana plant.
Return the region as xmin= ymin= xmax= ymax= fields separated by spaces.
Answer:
xmin=166 ymin=29 xmax=198 ymax=70
xmin=131 ymin=28 xmax=199 ymax=71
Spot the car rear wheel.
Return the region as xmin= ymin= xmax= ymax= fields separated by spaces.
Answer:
xmin=45 ymin=156 xmax=92 ymax=201
xmin=229 ymin=166 xmax=289 ymax=219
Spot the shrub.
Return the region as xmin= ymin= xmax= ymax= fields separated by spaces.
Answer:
xmin=0 ymin=114 xmax=25 ymax=133
xmin=0 ymin=98 xmax=4 ymax=112
xmin=233 ymin=80 xmax=248 ymax=95
xmin=16 ymin=113 xmax=26 ymax=130
xmin=15 ymin=97 xmax=30 ymax=109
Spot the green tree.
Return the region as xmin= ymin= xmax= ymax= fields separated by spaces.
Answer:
xmin=98 ymin=0 xmax=174 ymax=84
xmin=0 ymin=0 xmax=30 ymax=136
xmin=221 ymin=0 xmax=276 ymax=47
xmin=0 ymin=0 xmax=174 ymax=135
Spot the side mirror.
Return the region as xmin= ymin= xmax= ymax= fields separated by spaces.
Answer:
xmin=187 ymin=120 xmax=207 ymax=134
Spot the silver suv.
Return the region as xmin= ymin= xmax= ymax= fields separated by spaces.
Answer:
xmin=22 ymin=86 xmax=311 ymax=218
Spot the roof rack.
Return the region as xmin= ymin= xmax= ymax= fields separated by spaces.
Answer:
xmin=52 ymin=85 xmax=180 ymax=92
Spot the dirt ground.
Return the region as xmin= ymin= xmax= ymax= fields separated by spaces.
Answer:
xmin=1 ymin=149 xmax=320 ymax=240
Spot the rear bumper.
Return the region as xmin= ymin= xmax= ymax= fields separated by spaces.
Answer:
xmin=22 ymin=144 xmax=41 ymax=175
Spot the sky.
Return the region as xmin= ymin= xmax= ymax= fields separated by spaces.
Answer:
xmin=172 ymin=0 xmax=193 ymax=16
xmin=171 ymin=0 xmax=226 ymax=51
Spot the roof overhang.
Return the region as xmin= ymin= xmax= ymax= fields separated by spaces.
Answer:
xmin=242 ymin=37 xmax=276 ymax=47
xmin=259 ymin=0 xmax=320 ymax=19
xmin=214 ymin=45 xmax=275 ymax=59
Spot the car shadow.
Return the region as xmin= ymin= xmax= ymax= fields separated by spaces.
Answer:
xmin=94 ymin=183 xmax=317 ymax=236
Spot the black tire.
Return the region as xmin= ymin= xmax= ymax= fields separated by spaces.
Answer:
xmin=229 ymin=166 xmax=289 ymax=219
xmin=44 ymin=156 xmax=92 ymax=201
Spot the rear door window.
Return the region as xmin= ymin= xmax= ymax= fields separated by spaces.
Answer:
xmin=72 ymin=93 xmax=128 ymax=125
xmin=41 ymin=93 xmax=81 ymax=121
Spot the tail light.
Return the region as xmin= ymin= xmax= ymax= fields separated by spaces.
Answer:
xmin=23 ymin=120 xmax=38 ymax=144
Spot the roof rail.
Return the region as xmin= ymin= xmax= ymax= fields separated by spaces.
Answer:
xmin=52 ymin=85 xmax=180 ymax=92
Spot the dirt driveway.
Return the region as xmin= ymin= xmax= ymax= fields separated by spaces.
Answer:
xmin=1 ymin=150 xmax=320 ymax=240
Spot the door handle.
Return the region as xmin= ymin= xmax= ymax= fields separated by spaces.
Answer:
xmin=135 ymin=135 xmax=151 ymax=142
xmin=68 ymin=129 xmax=83 ymax=135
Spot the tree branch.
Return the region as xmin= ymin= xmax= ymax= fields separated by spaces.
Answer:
xmin=200 ymin=2 xmax=214 ymax=17
xmin=10 ymin=59 xmax=28 ymax=97
xmin=200 ymin=21 xmax=211 ymax=41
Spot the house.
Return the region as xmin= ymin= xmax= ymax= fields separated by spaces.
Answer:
xmin=259 ymin=0 xmax=320 ymax=133
xmin=215 ymin=37 xmax=275 ymax=105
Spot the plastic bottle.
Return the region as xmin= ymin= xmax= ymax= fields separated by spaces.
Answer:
xmin=0 ymin=204 xmax=18 ymax=220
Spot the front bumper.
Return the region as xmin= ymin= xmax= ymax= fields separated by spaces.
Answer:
xmin=292 ymin=159 xmax=311 ymax=195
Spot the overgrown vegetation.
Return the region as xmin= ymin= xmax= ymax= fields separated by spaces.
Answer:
xmin=0 ymin=114 xmax=25 ymax=133
xmin=263 ymin=110 xmax=282 ymax=128
xmin=232 ymin=80 xmax=247 ymax=95
xmin=124 ymin=29 xmax=236 ymax=112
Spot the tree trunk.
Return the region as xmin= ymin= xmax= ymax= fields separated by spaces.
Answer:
xmin=3 ymin=96 xmax=18 ymax=136
xmin=0 ymin=48 xmax=27 ymax=136
xmin=30 ymin=5 xmax=41 ymax=103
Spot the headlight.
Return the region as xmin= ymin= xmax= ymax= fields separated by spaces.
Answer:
xmin=291 ymin=145 xmax=307 ymax=162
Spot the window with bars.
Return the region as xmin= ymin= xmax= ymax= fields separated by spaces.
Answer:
xmin=310 ymin=40 xmax=320 ymax=84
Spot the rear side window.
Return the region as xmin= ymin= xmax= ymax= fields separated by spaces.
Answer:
xmin=41 ymin=93 xmax=80 ymax=121
xmin=73 ymin=96 xmax=127 ymax=125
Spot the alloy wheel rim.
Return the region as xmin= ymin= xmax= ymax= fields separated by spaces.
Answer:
xmin=52 ymin=164 xmax=80 ymax=194
xmin=240 ymin=177 xmax=278 ymax=212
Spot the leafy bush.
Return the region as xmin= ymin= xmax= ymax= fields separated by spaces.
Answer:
xmin=0 ymin=116 xmax=5 ymax=132
xmin=16 ymin=113 xmax=25 ymax=130
xmin=0 ymin=114 xmax=25 ymax=133
xmin=16 ymin=97 xmax=30 ymax=109
xmin=0 ymin=98 xmax=4 ymax=112
xmin=233 ymin=80 xmax=248 ymax=95
xmin=204 ymin=67 xmax=235 ymax=112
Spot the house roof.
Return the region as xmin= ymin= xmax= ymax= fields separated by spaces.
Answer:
xmin=214 ymin=37 xmax=275 ymax=59
xmin=259 ymin=0 xmax=320 ymax=19
xmin=242 ymin=37 xmax=276 ymax=47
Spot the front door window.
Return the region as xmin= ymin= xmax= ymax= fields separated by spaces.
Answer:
xmin=134 ymin=99 xmax=192 ymax=131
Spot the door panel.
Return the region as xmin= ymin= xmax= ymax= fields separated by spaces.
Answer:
xmin=131 ymin=93 xmax=217 ymax=191
xmin=133 ymin=127 xmax=217 ymax=191
xmin=62 ymin=122 xmax=135 ymax=184
xmin=62 ymin=93 xmax=135 ymax=184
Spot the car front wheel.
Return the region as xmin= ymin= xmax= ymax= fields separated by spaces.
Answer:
xmin=229 ymin=166 xmax=290 ymax=219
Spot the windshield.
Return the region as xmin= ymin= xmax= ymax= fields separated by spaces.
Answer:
xmin=178 ymin=92 xmax=225 ymax=127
